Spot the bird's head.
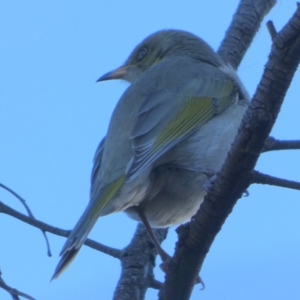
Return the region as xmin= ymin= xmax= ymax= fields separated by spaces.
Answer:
xmin=97 ymin=29 xmax=224 ymax=83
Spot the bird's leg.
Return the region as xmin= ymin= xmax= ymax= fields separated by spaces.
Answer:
xmin=198 ymin=167 xmax=250 ymax=197
xmin=202 ymin=173 xmax=218 ymax=193
xmin=134 ymin=206 xmax=205 ymax=289
xmin=134 ymin=206 xmax=170 ymax=262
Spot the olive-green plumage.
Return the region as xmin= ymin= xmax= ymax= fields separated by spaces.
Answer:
xmin=52 ymin=29 xmax=249 ymax=279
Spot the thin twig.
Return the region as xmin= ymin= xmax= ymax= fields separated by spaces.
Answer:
xmin=0 ymin=183 xmax=51 ymax=257
xmin=266 ymin=20 xmax=277 ymax=39
xmin=0 ymin=271 xmax=35 ymax=300
xmin=252 ymin=171 xmax=300 ymax=190
xmin=263 ymin=137 xmax=300 ymax=152
xmin=0 ymin=201 xmax=122 ymax=259
xmin=149 ymin=279 xmax=163 ymax=290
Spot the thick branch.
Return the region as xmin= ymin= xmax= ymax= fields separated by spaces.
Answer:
xmin=113 ymin=224 xmax=167 ymax=300
xmin=115 ymin=1 xmax=278 ymax=298
xmin=252 ymin=170 xmax=300 ymax=190
xmin=160 ymin=4 xmax=300 ymax=300
xmin=263 ymin=137 xmax=300 ymax=152
xmin=0 ymin=201 xmax=121 ymax=259
xmin=218 ymin=0 xmax=276 ymax=68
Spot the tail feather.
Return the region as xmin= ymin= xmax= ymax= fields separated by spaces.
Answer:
xmin=52 ymin=177 xmax=125 ymax=280
xmin=51 ymin=203 xmax=99 ymax=280
xmin=59 ymin=213 xmax=95 ymax=257
xmin=51 ymin=248 xmax=80 ymax=280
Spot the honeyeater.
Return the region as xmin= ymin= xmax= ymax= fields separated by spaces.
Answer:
xmin=52 ymin=29 xmax=249 ymax=279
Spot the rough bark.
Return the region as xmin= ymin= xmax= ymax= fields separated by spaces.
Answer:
xmin=160 ymin=3 xmax=300 ymax=300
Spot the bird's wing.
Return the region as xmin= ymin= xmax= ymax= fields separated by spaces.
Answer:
xmin=127 ymin=74 xmax=237 ymax=180
xmin=90 ymin=137 xmax=105 ymax=197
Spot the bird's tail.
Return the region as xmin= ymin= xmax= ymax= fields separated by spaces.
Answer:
xmin=51 ymin=201 xmax=99 ymax=280
xmin=51 ymin=177 xmax=125 ymax=280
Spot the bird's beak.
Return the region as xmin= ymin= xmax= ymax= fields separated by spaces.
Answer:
xmin=96 ymin=65 xmax=129 ymax=82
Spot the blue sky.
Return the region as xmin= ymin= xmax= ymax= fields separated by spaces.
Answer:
xmin=1 ymin=1 xmax=300 ymax=299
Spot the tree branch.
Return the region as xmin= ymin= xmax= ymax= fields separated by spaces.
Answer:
xmin=0 ymin=183 xmax=51 ymax=257
xmin=160 ymin=2 xmax=300 ymax=300
xmin=0 ymin=270 xmax=35 ymax=300
xmin=252 ymin=170 xmax=300 ymax=190
xmin=113 ymin=224 xmax=168 ymax=300
xmin=266 ymin=20 xmax=277 ymax=40
xmin=218 ymin=0 xmax=276 ymax=68
xmin=263 ymin=137 xmax=300 ymax=152
xmin=149 ymin=279 xmax=163 ymax=290
xmin=0 ymin=201 xmax=121 ymax=259
xmin=113 ymin=1 xmax=278 ymax=298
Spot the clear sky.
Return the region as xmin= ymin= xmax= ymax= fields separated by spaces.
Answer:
xmin=1 ymin=1 xmax=300 ymax=299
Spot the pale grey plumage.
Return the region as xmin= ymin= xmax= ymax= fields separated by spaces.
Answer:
xmin=52 ymin=29 xmax=249 ymax=279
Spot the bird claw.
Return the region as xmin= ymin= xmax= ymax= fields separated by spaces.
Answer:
xmin=202 ymin=170 xmax=249 ymax=198
xmin=159 ymin=259 xmax=170 ymax=273
xmin=196 ymin=276 xmax=205 ymax=290
xmin=243 ymin=189 xmax=250 ymax=197
xmin=159 ymin=255 xmax=205 ymax=290
xmin=203 ymin=174 xmax=217 ymax=194
xmin=199 ymin=168 xmax=216 ymax=178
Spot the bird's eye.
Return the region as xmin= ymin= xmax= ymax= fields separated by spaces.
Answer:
xmin=137 ymin=47 xmax=148 ymax=61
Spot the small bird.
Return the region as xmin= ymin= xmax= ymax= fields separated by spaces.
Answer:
xmin=52 ymin=29 xmax=249 ymax=279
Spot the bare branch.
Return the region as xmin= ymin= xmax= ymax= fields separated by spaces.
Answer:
xmin=252 ymin=170 xmax=300 ymax=190
xmin=218 ymin=0 xmax=276 ymax=68
xmin=149 ymin=279 xmax=163 ymax=290
xmin=0 ymin=270 xmax=35 ymax=300
xmin=0 ymin=201 xmax=122 ymax=259
xmin=266 ymin=20 xmax=277 ymax=39
xmin=120 ymin=1 xmax=279 ymax=295
xmin=263 ymin=137 xmax=300 ymax=152
xmin=160 ymin=3 xmax=300 ymax=300
xmin=113 ymin=0 xmax=279 ymax=298
xmin=0 ymin=183 xmax=51 ymax=257
xmin=113 ymin=224 xmax=168 ymax=300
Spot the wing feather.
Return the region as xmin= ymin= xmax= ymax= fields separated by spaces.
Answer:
xmin=127 ymin=76 xmax=237 ymax=180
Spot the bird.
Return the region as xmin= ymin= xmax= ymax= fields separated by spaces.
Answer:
xmin=52 ymin=29 xmax=249 ymax=279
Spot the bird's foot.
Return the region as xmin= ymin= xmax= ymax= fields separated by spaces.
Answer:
xmin=203 ymin=174 xmax=217 ymax=193
xmin=243 ymin=189 xmax=250 ymax=197
xmin=159 ymin=253 xmax=205 ymax=290
xmin=168 ymin=164 xmax=218 ymax=197
xmin=203 ymin=173 xmax=250 ymax=199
